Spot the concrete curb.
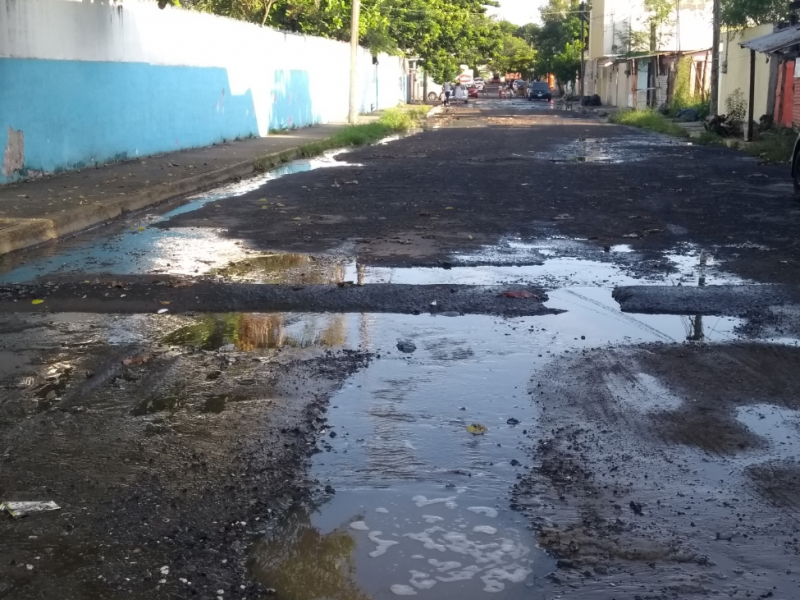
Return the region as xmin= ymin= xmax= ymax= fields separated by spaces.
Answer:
xmin=0 ymin=148 xmax=297 ymax=256
xmin=426 ymin=105 xmax=444 ymax=118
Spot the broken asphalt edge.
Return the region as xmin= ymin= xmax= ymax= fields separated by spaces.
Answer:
xmin=0 ymin=281 xmax=559 ymax=317
xmin=0 ymin=106 xmax=440 ymax=257
xmin=613 ymin=284 xmax=799 ymax=316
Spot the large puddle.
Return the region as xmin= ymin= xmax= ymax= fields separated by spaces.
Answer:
xmin=523 ymin=135 xmax=692 ymax=164
xmin=5 ymin=280 xmax=791 ymax=598
xmin=232 ymin=287 xmax=749 ymax=599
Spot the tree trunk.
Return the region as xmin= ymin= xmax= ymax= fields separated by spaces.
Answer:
xmin=262 ymin=0 xmax=276 ymax=26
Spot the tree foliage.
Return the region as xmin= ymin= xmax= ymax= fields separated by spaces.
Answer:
xmin=720 ymin=0 xmax=789 ymax=29
xmin=488 ymin=20 xmax=535 ymax=76
xmin=527 ymin=0 xmax=584 ymax=89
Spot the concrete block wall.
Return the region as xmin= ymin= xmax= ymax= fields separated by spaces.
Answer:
xmin=719 ymin=25 xmax=774 ymax=122
xmin=0 ymin=0 xmax=407 ymax=184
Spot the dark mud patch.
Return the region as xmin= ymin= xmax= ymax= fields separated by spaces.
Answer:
xmin=746 ymin=461 xmax=800 ymax=511
xmin=132 ymin=393 xmax=184 ymax=416
xmin=638 ymin=342 xmax=800 ymax=404
xmin=651 ymin=407 xmax=766 ymax=453
xmin=0 ymin=313 xmax=372 ymax=599
xmin=200 ymin=393 xmax=246 ymax=414
xmin=513 ymin=344 xmax=800 ymax=599
xmin=0 ymin=280 xmax=556 ymax=317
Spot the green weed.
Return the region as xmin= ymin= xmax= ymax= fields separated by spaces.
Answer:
xmin=695 ymin=131 xmax=723 ymax=146
xmin=743 ymin=129 xmax=796 ymax=164
xmin=610 ymin=109 xmax=690 ymax=137
xmin=255 ymin=105 xmax=429 ymax=171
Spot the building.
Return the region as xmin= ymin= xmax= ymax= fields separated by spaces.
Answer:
xmin=719 ymin=25 xmax=776 ymax=126
xmin=585 ymin=0 xmax=713 ymax=108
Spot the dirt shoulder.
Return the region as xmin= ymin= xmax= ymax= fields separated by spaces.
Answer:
xmin=513 ymin=342 xmax=800 ymax=599
xmin=0 ymin=312 xmax=370 ymax=599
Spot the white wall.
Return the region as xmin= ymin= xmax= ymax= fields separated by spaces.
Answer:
xmin=0 ymin=0 xmax=408 ymax=183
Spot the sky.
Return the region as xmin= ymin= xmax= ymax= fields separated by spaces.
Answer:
xmin=488 ymin=0 xmax=548 ymax=25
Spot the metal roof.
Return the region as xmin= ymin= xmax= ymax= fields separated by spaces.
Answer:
xmin=740 ymin=25 xmax=800 ymax=54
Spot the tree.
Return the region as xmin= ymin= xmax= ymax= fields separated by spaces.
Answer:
xmin=492 ymin=34 xmax=536 ymax=76
xmin=529 ymin=0 xmax=584 ymax=89
xmin=720 ymin=0 xmax=789 ymax=28
xmin=162 ymin=0 xmax=502 ymax=85
xmin=384 ymin=0 xmax=500 ymax=82
xmin=515 ymin=23 xmax=541 ymax=48
xmin=488 ymin=20 xmax=535 ymax=76
xmin=615 ymin=0 xmax=676 ymax=55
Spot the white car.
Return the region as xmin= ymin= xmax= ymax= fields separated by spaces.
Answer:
xmin=473 ymin=80 xmax=485 ymax=91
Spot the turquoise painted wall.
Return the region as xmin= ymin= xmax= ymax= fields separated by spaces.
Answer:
xmin=0 ymin=58 xmax=266 ymax=182
xmin=0 ymin=1 xmax=407 ymax=185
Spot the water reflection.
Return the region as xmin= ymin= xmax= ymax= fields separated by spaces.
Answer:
xmin=214 ymin=253 xmax=355 ymax=285
xmin=0 ymin=150 xmax=359 ymax=284
xmin=249 ymin=509 xmax=370 ymax=600
xmin=163 ymin=313 xmax=347 ymax=351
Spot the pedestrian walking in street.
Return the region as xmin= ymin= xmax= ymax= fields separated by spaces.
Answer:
xmin=454 ymin=82 xmax=465 ymax=103
xmin=444 ymin=81 xmax=452 ymax=105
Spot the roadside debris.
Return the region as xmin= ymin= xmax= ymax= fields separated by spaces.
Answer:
xmin=1 ymin=501 xmax=61 ymax=518
xmin=122 ymin=354 xmax=151 ymax=366
xmin=500 ymin=290 xmax=540 ymax=299
xmin=466 ymin=423 xmax=487 ymax=435
xmin=506 ymin=418 xmax=520 ymax=425
xmin=396 ymin=340 xmax=417 ymax=353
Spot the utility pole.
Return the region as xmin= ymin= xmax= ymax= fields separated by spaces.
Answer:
xmin=348 ymin=0 xmax=361 ymax=124
xmin=710 ymin=0 xmax=720 ymax=115
xmin=579 ymin=2 xmax=586 ymax=98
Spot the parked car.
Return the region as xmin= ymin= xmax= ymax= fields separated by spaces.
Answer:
xmin=468 ymin=86 xmax=479 ymax=98
xmin=473 ymin=80 xmax=485 ymax=91
xmin=528 ymin=81 xmax=552 ymax=101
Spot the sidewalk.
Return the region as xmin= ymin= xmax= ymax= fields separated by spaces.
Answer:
xmin=0 ymin=123 xmax=352 ymax=255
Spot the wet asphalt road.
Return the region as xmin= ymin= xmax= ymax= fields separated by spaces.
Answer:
xmin=2 ymin=100 xmax=800 ymax=600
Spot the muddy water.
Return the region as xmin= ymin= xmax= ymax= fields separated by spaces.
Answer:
xmin=243 ymin=276 xmax=751 ymax=599
xmin=0 ymin=150 xmax=360 ymax=283
xmin=2 ymin=126 xmax=793 ymax=598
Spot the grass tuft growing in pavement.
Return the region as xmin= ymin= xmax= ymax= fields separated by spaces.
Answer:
xmin=743 ymin=128 xmax=796 ymax=164
xmin=255 ymin=106 xmax=430 ymax=171
xmin=610 ymin=109 xmax=690 ymax=138
xmin=695 ymin=131 xmax=724 ymax=146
